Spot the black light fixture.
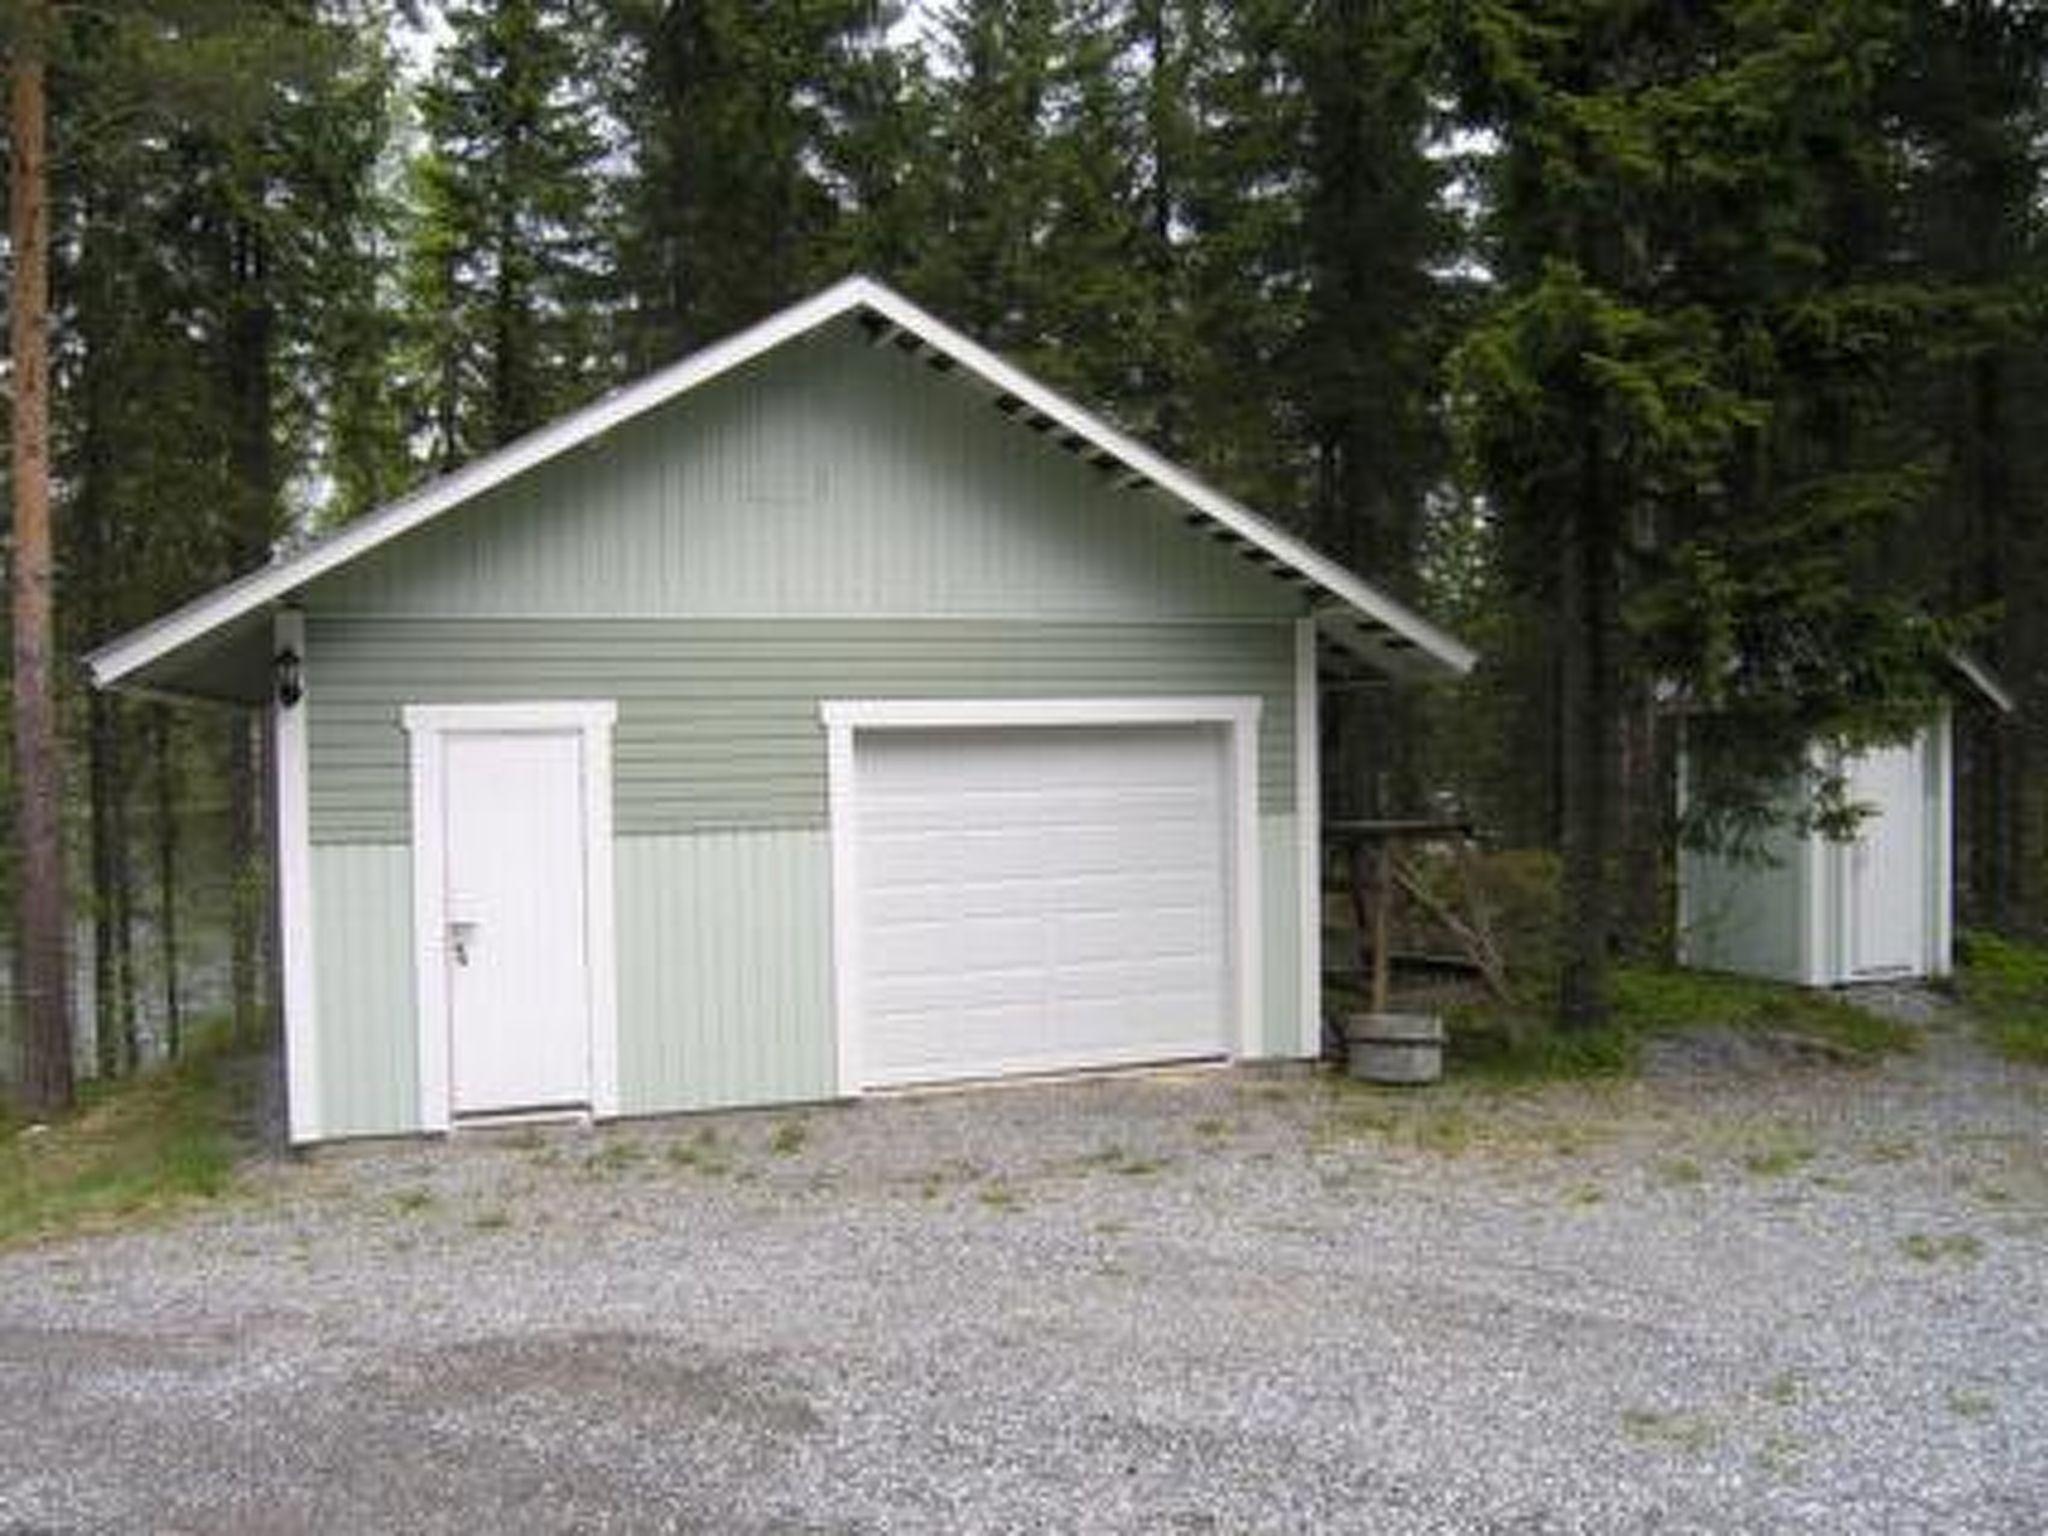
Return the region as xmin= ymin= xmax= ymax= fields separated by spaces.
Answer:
xmin=273 ymin=645 xmax=303 ymax=708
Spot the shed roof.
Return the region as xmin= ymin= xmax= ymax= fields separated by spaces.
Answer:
xmin=87 ymin=276 xmax=1475 ymax=698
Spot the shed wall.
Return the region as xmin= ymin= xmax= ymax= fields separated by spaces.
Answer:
xmin=305 ymin=617 xmax=1306 ymax=1133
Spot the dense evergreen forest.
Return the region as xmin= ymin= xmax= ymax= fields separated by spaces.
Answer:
xmin=3 ymin=0 xmax=2046 ymax=1108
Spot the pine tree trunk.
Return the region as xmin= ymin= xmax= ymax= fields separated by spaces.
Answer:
xmin=88 ymin=695 xmax=129 ymax=1078
xmin=1615 ymin=682 xmax=1668 ymax=960
xmin=9 ymin=21 xmax=72 ymax=1115
xmin=227 ymin=714 xmax=260 ymax=1043
xmin=152 ymin=707 xmax=183 ymax=1057
xmin=1557 ymin=439 xmax=1619 ymax=1030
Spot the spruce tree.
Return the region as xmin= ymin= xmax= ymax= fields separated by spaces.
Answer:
xmin=409 ymin=0 xmax=612 ymax=464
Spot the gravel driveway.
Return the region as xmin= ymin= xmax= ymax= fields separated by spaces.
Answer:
xmin=1 ymin=1003 xmax=2042 ymax=1533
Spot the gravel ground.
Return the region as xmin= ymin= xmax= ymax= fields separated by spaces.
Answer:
xmin=1 ymin=996 xmax=2043 ymax=1533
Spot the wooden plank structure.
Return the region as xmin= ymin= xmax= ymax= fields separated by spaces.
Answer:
xmin=1324 ymin=817 xmax=1481 ymax=1012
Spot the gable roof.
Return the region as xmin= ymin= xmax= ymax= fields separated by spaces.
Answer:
xmin=87 ymin=276 xmax=1475 ymax=693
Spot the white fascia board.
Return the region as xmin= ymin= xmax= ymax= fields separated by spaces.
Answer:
xmin=89 ymin=273 xmax=1475 ymax=688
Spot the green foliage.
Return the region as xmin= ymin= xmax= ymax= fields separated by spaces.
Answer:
xmin=1448 ymin=963 xmax=1913 ymax=1083
xmin=0 ymin=1021 xmax=247 ymax=1247
xmin=408 ymin=0 xmax=615 ymax=464
xmin=1954 ymin=931 xmax=2048 ymax=1064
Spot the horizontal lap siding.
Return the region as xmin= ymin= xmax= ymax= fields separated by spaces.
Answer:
xmin=306 ymin=618 xmax=1296 ymax=845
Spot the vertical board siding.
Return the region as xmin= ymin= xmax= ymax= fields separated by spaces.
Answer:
xmin=313 ymin=844 xmax=419 ymax=1137
xmin=307 ymin=618 xmax=1298 ymax=844
xmin=616 ymin=830 xmax=836 ymax=1114
xmin=311 ymin=328 xmax=1302 ymax=624
xmin=1260 ymin=813 xmax=1305 ymax=1057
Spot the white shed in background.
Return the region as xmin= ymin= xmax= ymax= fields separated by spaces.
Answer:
xmin=1678 ymin=661 xmax=2015 ymax=987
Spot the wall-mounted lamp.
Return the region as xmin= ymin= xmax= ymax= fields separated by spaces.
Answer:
xmin=273 ymin=645 xmax=303 ymax=709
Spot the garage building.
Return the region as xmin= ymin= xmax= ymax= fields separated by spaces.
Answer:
xmin=88 ymin=277 xmax=1473 ymax=1144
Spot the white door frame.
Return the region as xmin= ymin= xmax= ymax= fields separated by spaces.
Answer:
xmin=403 ymin=701 xmax=619 ymax=1133
xmin=819 ymin=696 xmax=1264 ymax=1098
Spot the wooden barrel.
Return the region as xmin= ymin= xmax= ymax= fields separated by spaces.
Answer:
xmin=1343 ymin=1012 xmax=1445 ymax=1085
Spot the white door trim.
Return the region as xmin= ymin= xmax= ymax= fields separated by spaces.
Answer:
xmin=819 ymin=695 xmax=1264 ymax=1098
xmin=403 ymin=700 xmax=618 ymax=1133
xmin=272 ymin=609 xmax=320 ymax=1145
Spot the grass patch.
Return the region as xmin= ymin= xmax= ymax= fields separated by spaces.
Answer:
xmin=1619 ymin=1407 xmax=1719 ymax=1452
xmin=1658 ymin=1157 xmax=1706 ymax=1187
xmin=1077 ymin=1144 xmax=1171 ymax=1177
xmin=0 ymin=1022 xmax=249 ymax=1249
xmin=1447 ymin=964 xmax=1912 ymax=1084
xmin=1947 ymin=1387 xmax=1996 ymax=1420
xmin=1742 ymin=1138 xmax=1816 ymax=1179
xmin=1955 ymin=931 xmax=2048 ymax=1064
xmin=1762 ymin=1371 xmax=1803 ymax=1407
xmin=1900 ymin=1231 xmax=1983 ymax=1264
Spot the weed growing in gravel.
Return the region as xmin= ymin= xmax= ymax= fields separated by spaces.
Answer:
xmin=470 ymin=1209 xmax=512 ymax=1231
xmin=1078 ymin=1145 xmax=1171 ymax=1177
xmin=1657 ymin=1158 xmax=1706 ymax=1187
xmin=586 ymin=1140 xmax=644 ymax=1176
xmin=506 ymin=1128 xmax=544 ymax=1152
xmin=769 ymin=1120 xmax=809 ymax=1157
xmin=1900 ymin=1232 xmax=1983 ymax=1264
xmin=1620 ymin=1407 xmax=1720 ymax=1452
xmin=1742 ymin=1139 xmax=1816 ymax=1178
xmin=1193 ymin=1118 xmax=1232 ymax=1141
xmin=1762 ymin=1371 xmax=1803 ymax=1407
xmin=1864 ymin=1138 xmax=1917 ymax=1165
xmin=392 ymin=1188 xmax=435 ymax=1215
xmin=665 ymin=1130 xmax=731 ymax=1176
xmin=977 ymin=1183 xmax=1024 ymax=1212
xmin=1758 ymin=1431 xmax=1806 ymax=1477
xmin=1947 ymin=1387 xmax=1996 ymax=1419
xmin=1562 ymin=1182 xmax=1605 ymax=1207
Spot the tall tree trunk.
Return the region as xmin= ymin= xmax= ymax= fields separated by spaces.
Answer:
xmin=227 ymin=715 xmax=260 ymax=1042
xmin=87 ymin=695 xmax=133 ymax=1077
xmin=224 ymin=216 xmax=276 ymax=1041
xmin=1557 ymin=435 xmax=1619 ymax=1030
xmin=9 ymin=15 xmax=72 ymax=1114
xmin=152 ymin=707 xmax=183 ymax=1057
xmin=1614 ymin=681 xmax=1667 ymax=960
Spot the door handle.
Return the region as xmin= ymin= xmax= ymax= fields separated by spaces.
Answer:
xmin=448 ymin=920 xmax=479 ymax=967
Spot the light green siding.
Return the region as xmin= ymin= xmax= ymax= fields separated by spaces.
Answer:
xmin=1261 ymin=813 xmax=1306 ymax=1056
xmin=310 ymin=327 xmax=1302 ymax=624
xmin=312 ymin=844 xmax=418 ymax=1137
xmin=306 ymin=617 xmax=1296 ymax=845
xmin=616 ymin=830 xmax=836 ymax=1114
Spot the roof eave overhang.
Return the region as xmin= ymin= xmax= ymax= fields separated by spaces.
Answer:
xmin=88 ymin=275 xmax=1476 ymax=691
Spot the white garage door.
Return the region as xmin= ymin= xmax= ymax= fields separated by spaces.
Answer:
xmin=853 ymin=724 xmax=1234 ymax=1088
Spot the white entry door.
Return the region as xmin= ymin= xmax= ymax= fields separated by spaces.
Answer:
xmin=1844 ymin=741 xmax=1927 ymax=978
xmin=851 ymin=723 xmax=1235 ymax=1087
xmin=439 ymin=729 xmax=593 ymax=1116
